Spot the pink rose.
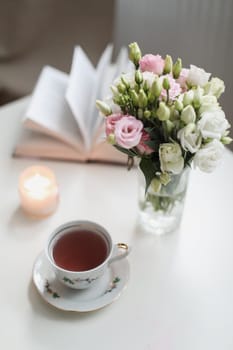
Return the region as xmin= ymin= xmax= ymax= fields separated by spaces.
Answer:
xmin=139 ymin=54 xmax=164 ymax=75
xmin=137 ymin=130 xmax=154 ymax=155
xmin=160 ymin=75 xmax=182 ymax=100
xmin=105 ymin=113 xmax=123 ymax=136
xmin=176 ymin=68 xmax=189 ymax=90
xmin=115 ymin=116 xmax=143 ymax=149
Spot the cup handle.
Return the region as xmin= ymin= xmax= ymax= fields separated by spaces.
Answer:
xmin=108 ymin=243 xmax=130 ymax=265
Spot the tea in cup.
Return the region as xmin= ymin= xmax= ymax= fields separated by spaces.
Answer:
xmin=46 ymin=220 xmax=130 ymax=289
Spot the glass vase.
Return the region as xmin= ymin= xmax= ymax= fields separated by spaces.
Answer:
xmin=138 ymin=168 xmax=190 ymax=235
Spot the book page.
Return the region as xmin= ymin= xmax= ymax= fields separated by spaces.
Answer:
xmin=14 ymin=129 xmax=87 ymax=162
xmin=93 ymin=47 xmax=130 ymax=142
xmin=88 ymin=45 xmax=113 ymax=137
xmin=66 ymin=46 xmax=96 ymax=150
xmin=99 ymin=47 xmax=128 ymax=99
xmin=23 ymin=66 xmax=84 ymax=151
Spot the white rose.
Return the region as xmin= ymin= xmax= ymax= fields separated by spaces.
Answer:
xmin=177 ymin=124 xmax=202 ymax=153
xmin=187 ymin=64 xmax=211 ymax=87
xmin=193 ymin=139 xmax=224 ymax=173
xmin=159 ymin=143 xmax=184 ymax=174
xmin=204 ymin=77 xmax=225 ymax=98
xmin=142 ymin=71 xmax=157 ymax=87
xmin=198 ymin=110 xmax=230 ymax=139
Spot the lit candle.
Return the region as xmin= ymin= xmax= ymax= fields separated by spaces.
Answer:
xmin=18 ymin=165 xmax=59 ymax=218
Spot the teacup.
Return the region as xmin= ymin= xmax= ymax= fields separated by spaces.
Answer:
xmin=46 ymin=220 xmax=130 ymax=289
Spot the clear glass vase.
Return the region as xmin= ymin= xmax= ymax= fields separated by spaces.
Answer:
xmin=138 ymin=168 xmax=190 ymax=235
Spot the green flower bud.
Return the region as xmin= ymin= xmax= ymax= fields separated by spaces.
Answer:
xmin=113 ymin=95 xmax=121 ymax=105
xmin=138 ymin=89 xmax=148 ymax=108
xmin=144 ymin=110 xmax=151 ymax=119
xmin=148 ymin=92 xmax=155 ymax=103
xmin=165 ymin=120 xmax=174 ymax=133
xmin=181 ymin=105 xmax=196 ymax=124
xmin=128 ymin=42 xmax=142 ymax=67
xmin=193 ymin=87 xmax=203 ymax=109
xmin=130 ymin=90 xmax=139 ymax=106
xmin=135 ymin=70 xmax=143 ymax=84
xmin=151 ymin=177 xmax=161 ymax=193
xmin=107 ymin=133 xmax=116 ymax=145
xmin=121 ymin=76 xmax=130 ymax=89
xmin=138 ymin=108 xmax=144 ymax=119
xmin=163 ymin=55 xmax=173 ymax=74
xmin=175 ymin=99 xmax=183 ymax=112
xmin=117 ymin=83 xmax=126 ymax=93
xmin=221 ymin=136 xmax=233 ymax=145
xmin=151 ymin=78 xmax=162 ymax=98
xmin=111 ymin=85 xmax=118 ymax=96
xmin=173 ymin=58 xmax=182 ymax=79
xmin=163 ymin=77 xmax=170 ymax=91
xmin=96 ymin=100 xmax=112 ymax=116
xmin=143 ymin=80 xmax=149 ymax=92
xmin=134 ymin=83 xmax=140 ymax=93
xmin=169 ymin=105 xmax=179 ymax=121
xmin=156 ymin=102 xmax=170 ymax=121
xmin=183 ymin=90 xmax=194 ymax=106
xmin=159 ymin=172 xmax=171 ymax=186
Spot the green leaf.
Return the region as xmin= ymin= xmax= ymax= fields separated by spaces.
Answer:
xmin=114 ymin=145 xmax=137 ymax=157
xmin=139 ymin=158 xmax=159 ymax=192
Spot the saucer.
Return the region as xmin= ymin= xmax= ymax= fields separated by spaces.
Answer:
xmin=33 ymin=252 xmax=130 ymax=312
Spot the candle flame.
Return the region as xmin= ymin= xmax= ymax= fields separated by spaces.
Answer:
xmin=24 ymin=173 xmax=51 ymax=199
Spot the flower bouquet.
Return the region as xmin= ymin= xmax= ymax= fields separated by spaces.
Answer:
xmin=96 ymin=42 xmax=232 ymax=234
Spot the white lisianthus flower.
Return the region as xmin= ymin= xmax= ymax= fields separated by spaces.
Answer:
xmin=181 ymin=105 xmax=196 ymax=124
xmin=201 ymin=95 xmax=218 ymax=105
xmin=187 ymin=65 xmax=211 ymax=87
xmin=193 ymin=139 xmax=224 ymax=173
xmin=199 ymin=95 xmax=221 ymax=114
xmin=177 ymin=124 xmax=202 ymax=153
xmin=204 ymin=77 xmax=225 ymax=98
xmin=142 ymin=71 xmax=157 ymax=87
xmin=199 ymin=102 xmax=221 ymax=114
xmin=159 ymin=143 xmax=184 ymax=174
xmin=198 ymin=110 xmax=230 ymax=139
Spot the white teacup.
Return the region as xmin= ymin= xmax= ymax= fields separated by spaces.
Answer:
xmin=46 ymin=220 xmax=130 ymax=289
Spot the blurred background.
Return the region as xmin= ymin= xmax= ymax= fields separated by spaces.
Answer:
xmin=0 ymin=0 xmax=232 ymax=147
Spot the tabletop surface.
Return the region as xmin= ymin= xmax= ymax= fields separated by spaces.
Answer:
xmin=1 ymin=97 xmax=233 ymax=350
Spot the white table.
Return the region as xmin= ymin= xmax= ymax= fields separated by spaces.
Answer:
xmin=1 ymin=97 xmax=233 ymax=350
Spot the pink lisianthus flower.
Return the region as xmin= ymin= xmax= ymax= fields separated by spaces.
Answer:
xmin=139 ymin=54 xmax=164 ymax=75
xmin=176 ymin=68 xmax=189 ymax=91
xmin=114 ymin=116 xmax=143 ymax=149
xmin=136 ymin=130 xmax=154 ymax=155
xmin=105 ymin=113 xmax=123 ymax=136
xmin=160 ymin=75 xmax=182 ymax=100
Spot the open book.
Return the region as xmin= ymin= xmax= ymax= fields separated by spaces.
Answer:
xmin=14 ymin=45 xmax=131 ymax=164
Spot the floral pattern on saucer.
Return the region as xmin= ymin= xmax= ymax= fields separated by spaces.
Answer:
xmin=33 ymin=252 xmax=129 ymax=312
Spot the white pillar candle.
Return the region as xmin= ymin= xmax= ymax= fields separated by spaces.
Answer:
xmin=19 ymin=165 xmax=59 ymax=218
